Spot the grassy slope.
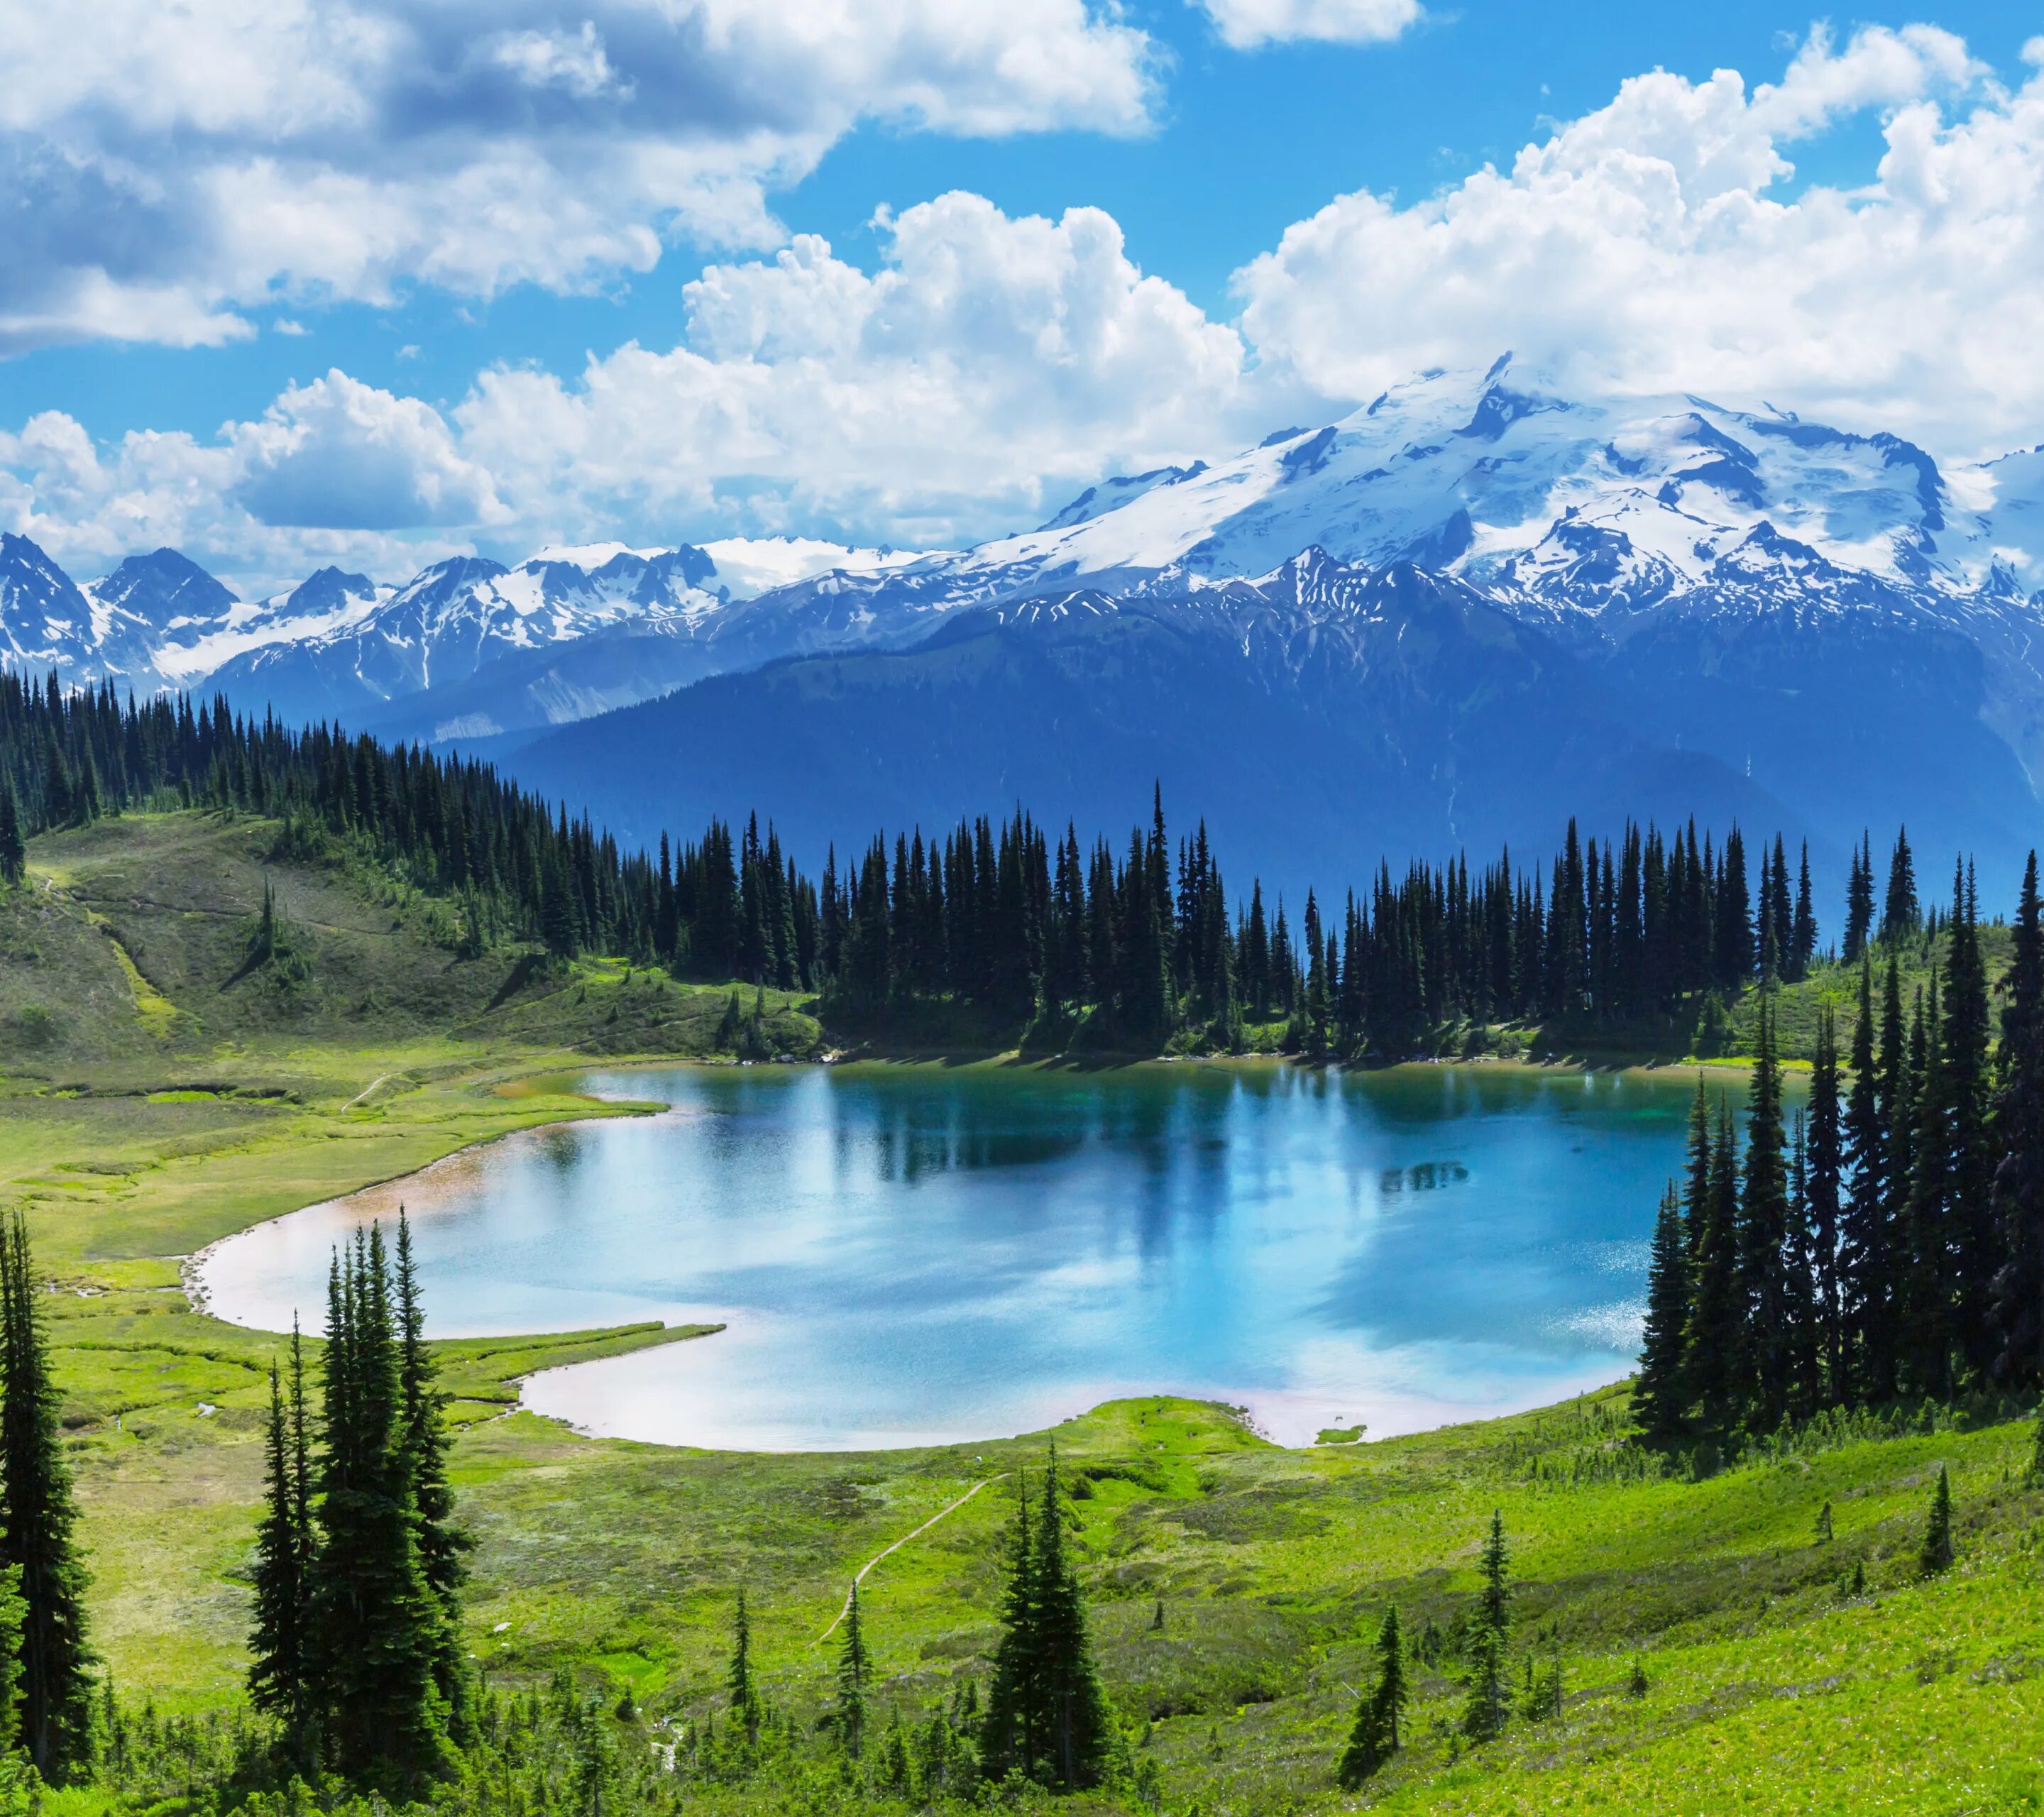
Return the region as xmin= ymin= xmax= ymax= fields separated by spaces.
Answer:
xmin=0 ymin=810 xmax=808 ymax=1704
xmin=6 ymin=811 xmax=2040 ymax=1815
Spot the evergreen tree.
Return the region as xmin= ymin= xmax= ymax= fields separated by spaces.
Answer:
xmin=1791 ymin=842 xmax=1818 ymax=981
xmin=0 ymin=789 xmax=22 ymax=887
xmin=1841 ymin=962 xmax=1893 ymax=1401
xmin=1991 ymin=854 xmax=2044 ymax=1386
xmin=1336 ymin=1607 xmax=1407 ymax=1787
xmin=1845 ymin=834 xmax=1875 ymax=964
xmin=0 ymin=1213 xmax=94 ymax=1781
xmin=1807 ymin=1010 xmax=1845 ymax=1397
xmin=395 ymin=1214 xmax=472 ymax=1740
xmin=1784 ymin=1111 xmax=1821 ymax=1417
xmin=1030 ymin=1449 xmax=1111 ymax=1789
xmin=1462 ymin=1513 xmax=1511 ymax=1742
xmin=832 ymin=1582 xmax=869 ymax=1756
xmin=1939 ymin=867 xmax=1994 ymax=1378
xmin=979 ymin=1475 xmax=1036 ymax=1780
xmin=539 ymin=852 xmax=579 ymax=959
xmin=308 ymin=1229 xmax=451 ymax=1789
xmin=979 ymin=1453 xmax=1109 ymax=1789
xmin=1880 ymin=959 xmax=1915 ymax=1383
xmin=727 ymin=1589 xmax=759 ymax=1740
xmin=1900 ymin=981 xmax=1948 ymax=1396
xmin=1735 ymin=1000 xmax=1791 ymax=1423
xmin=1634 ymin=1182 xmax=1690 ymax=1443
xmin=1882 ymin=830 xmax=1919 ymax=943
xmin=1686 ymin=1096 xmax=1743 ymax=1434
xmin=248 ymin=1322 xmax=314 ymax=1731
xmin=1681 ymin=1076 xmax=1711 ymax=1261
xmin=1919 ymin=1465 xmax=1954 ymax=1575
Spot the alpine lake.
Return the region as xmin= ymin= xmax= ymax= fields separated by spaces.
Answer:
xmin=197 ymin=1060 xmax=1776 ymax=1451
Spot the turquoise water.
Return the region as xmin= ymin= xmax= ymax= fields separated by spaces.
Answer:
xmin=198 ymin=1061 xmax=1757 ymax=1450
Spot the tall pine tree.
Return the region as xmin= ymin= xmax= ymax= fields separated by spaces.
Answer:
xmin=394 ymin=1213 xmax=473 ymax=1742
xmin=1992 ymin=854 xmax=2044 ymax=1385
xmin=1686 ymin=1096 xmax=1743 ymax=1434
xmin=1336 ymin=1608 xmax=1408 ymax=1786
xmin=1807 ymin=1011 xmax=1845 ymax=1397
xmin=832 ymin=1581 xmax=869 ymax=1756
xmin=1030 ymin=1448 xmax=1111 ymax=1790
xmin=0 ymin=1213 xmax=94 ymax=1782
xmin=248 ymin=1320 xmax=314 ymax=1732
xmin=1461 ymin=1513 xmax=1511 ymax=1742
xmin=309 ymin=1229 xmax=451 ymax=1789
xmin=1735 ymin=1000 xmax=1791 ymax=1424
xmin=1634 ymin=1182 xmax=1690 ymax=1443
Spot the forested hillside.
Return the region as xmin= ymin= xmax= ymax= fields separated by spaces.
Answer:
xmin=0 ymin=671 xmax=1998 ymax=1065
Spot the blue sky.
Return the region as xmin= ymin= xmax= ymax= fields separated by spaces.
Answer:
xmin=2 ymin=1 xmax=2041 ymax=590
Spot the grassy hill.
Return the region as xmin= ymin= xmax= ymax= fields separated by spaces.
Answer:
xmin=4 ymin=809 xmax=2040 ymax=1814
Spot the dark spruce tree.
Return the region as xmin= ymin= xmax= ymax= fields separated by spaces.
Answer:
xmin=1882 ymin=828 xmax=1920 ymax=943
xmin=1461 ymin=1512 xmax=1511 ymax=1742
xmin=1336 ymin=1607 xmax=1408 ymax=1787
xmin=1899 ymin=978 xmax=1950 ymax=1398
xmin=1028 ymin=1449 xmax=1111 ymax=1790
xmin=0 ymin=1214 xmax=94 ymax=1782
xmin=832 ymin=1581 xmax=869 ymax=1756
xmin=394 ymin=1212 xmax=473 ymax=1742
xmin=1879 ymin=960 xmax=1916 ymax=1385
xmin=1634 ymin=1182 xmax=1691 ymax=1444
xmin=1938 ymin=866 xmax=1994 ymax=1379
xmin=1784 ymin=1111 xmax=1822 ymax=1418
xmin=727 ymin=1588 xmax=759 ymax=1740
xmin=1735 ymin=999 xmax=1791 ymax=1424
xmin=247 ymin=1319 xmax=315 ymax=1734
xmin=979 ymin=1452 xmax=1110 ymax=1789
xmin=1684 ymin=1096 xmax=1742 ymax=1435
xmin=978 ymin=1474 xmax=1036 ymax=1782
xmin=1807 ymin=1010 xmax=1845 ymax=1396
xmin=0 ymin=789 xmax=23 ymax=887
xmin=1991 ymin=854 xmax=2044 ymax=1386
xmin=309 ymin=1229 xmax=451 ymax=1789
xmin=1844 ymin=833 xmax=1875 ymax=964
xmin=1840 ymin=961 xmax=1894 ymax=1402
xmin=1919 ymin=1464 xmax=1954 ymax=1575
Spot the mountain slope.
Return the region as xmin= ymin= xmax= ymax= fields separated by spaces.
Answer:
xmin=505 ymin=568 xmax=1789 ymax=901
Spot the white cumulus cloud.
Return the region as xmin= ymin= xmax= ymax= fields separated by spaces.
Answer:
xmin=0 ymin=378 xmax=490 ymax=593
xmin=1235 ymin=23 xmax=2042 ymax=457
xmin=1192 ymin=0 xmax=1421 ymax=52
xmin=12 ymin=24 xmax=2044 ymax=585
xmin=454 ymin=192 xmax=1260 ymax=549
xmin=0 ymin=0 xmax=1160 ymax=353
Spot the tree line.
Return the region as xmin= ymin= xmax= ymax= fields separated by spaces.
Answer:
xmin=1636 ymin=854 xmax=2044 ymax=1443
xmin=0 ymin=668 xmax=1956 ymax=1058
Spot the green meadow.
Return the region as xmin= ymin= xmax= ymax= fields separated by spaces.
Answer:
xmin=3 ymin=810 xmax=2038 ymax=1814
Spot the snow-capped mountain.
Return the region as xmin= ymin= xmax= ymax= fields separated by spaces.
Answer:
xmin=0 ymin=533 xmax=921 ymax=734
xmin=5 ymin=356 xmax=2044 ymax=889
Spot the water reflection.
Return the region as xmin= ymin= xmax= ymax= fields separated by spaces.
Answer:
xmin=199 ymin=1061 xmax=1775 ymax=1451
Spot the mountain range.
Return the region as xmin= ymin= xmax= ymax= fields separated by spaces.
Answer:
xmin=7 ymin=356 xmax=2043 ymax=899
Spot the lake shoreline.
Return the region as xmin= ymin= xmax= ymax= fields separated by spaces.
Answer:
xmin=197 ymin=1055 xmax=1688 ymax=1455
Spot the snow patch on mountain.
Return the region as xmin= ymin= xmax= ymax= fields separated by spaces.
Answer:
xmin=698 ymin=537 xmax=928 ymax=599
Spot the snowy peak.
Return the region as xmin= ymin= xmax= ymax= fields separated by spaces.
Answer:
xmin=1038 ymin=462 xmax=1209 ymax=532
xmin=0 ymin=532 xmax=96 ymax=674
xmin=87 ymin=547 xmax=237 ymax=631
xmin=950 ymin=360 xmax=1991 ymax=607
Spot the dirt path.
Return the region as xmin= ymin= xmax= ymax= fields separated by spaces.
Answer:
xmin=816 ymin=1473 xmax=1008 ymax=1643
